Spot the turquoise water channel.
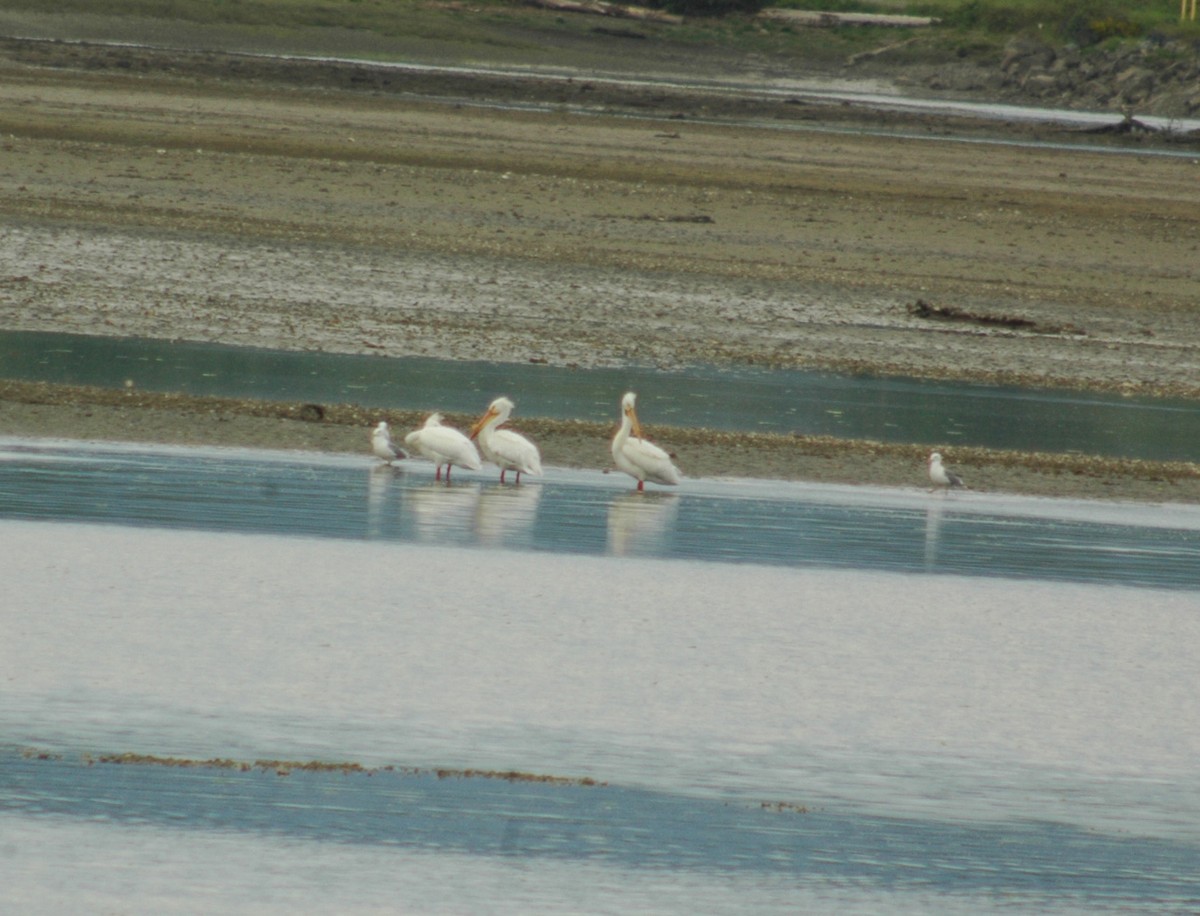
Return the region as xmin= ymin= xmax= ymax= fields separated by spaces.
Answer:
xmin=2 ymin=329 xmax=1198 ymax=461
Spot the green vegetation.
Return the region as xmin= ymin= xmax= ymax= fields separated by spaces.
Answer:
xmin=1 ymin=0 xmax=1195 ymax=55
xmin=3 ymin=0 xmax=496 ymax=35
xmin=928 ymin=0 xmax=1182 ymax=43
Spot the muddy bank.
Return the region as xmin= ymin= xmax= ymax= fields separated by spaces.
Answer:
xmin=3 ymin=381 xmax=1197 ymax=503
xmin=0 ymin=29 xmax=1198 ymax=501
xmin=3 ymin=34 xmax=1200 ymax=381
xmin=1 ymin=57 xmax=1198 ymax=393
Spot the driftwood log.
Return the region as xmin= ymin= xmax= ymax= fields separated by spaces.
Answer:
xmin=759 ymin=9 xmax=939 ymax=27
xmin=524 ymin=0 xmax=683 ymax=24
xmin=525 ymin=2 xmax=934 ymax=28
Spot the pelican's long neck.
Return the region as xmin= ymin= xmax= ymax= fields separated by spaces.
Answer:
xmin=480 ymin=415 xmax=501 ymax=445
xmin=614 ymin=409 xmax=633 ymax=452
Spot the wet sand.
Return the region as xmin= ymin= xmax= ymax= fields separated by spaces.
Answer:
xmin=0 ymin=36 xmax=1198 ymax=501
xmin=4 ymin=380 xmax=1197 ymax=503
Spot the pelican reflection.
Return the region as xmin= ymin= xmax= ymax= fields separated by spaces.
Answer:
xmin=404 ymin=480 xmax=482 ymax=543
xmin=606 ymin=490 xmax=679 ymax=556
xmin=474 ymin=483 xmax=543 ymax=547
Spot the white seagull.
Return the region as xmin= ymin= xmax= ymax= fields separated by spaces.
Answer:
xmin=612 ymin=391 xmax=681 ymax=492
xmin=469 ymin=396 xmax=543 ymax=484
xmin=371 ymin=421 xmax=406 ymax=464
xmin=404 ymin=412 xmax=482 ymax=481
xmin=928 ymin=451 xmax=967 ymax=491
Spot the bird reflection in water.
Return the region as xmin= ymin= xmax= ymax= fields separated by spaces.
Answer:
xmin=366 ymin=463 xmax=404 ymax=538
xmin=924 ymin=500 xmax=944 ymax=570
xmin=404 ymin=480 xmax=483 ymax=544
xmin=473 ymin=483 xmax=543 ymax=548
xmin=606 ymin=490 xmax=679 ymax=557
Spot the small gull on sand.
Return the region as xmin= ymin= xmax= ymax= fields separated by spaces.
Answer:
xmin=928 ymin=451 xmax=967 ymax=491
xmin=371 ymin=421 xmax=406 ymax=464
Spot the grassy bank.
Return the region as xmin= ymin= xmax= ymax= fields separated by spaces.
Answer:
xmin=3 ymin=0 xmax=1196 ymax=65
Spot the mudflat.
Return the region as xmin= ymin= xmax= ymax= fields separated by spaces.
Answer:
xmin=0 ymin=31 xmax=1197 ymax=500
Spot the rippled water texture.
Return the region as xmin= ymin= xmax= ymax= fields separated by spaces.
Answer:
xmin=2 ymin=439 xmax=1199 ymax=912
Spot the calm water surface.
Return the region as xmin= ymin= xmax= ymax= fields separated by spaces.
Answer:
xmin=2 ymin=438 xmax=1199 ymax=588
xmin=4 ymin=329 xmax=1199 ymax=460
xmin=3 ymin=439 xmax=1198 ymax=913
xmin=4 ymin=750 xmax=1198 ymax=914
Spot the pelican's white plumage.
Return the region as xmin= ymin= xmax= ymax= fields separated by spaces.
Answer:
xmin=928 ymin=451 xmax=966 ymax=490
xmin=469 ymin=396 xmax=543 ymax=484
xmin=611 ymin=391 xmax=680 ymax=491
xmin=371 ymin=421 xmax=405 ymax=463
xmin=404 ymin=412 xmax=482 ymax=481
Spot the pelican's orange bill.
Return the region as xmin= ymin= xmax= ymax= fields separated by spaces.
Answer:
xmin=629 ymin=409 xmax=644 ymax=440
xmin=468 ymin=410 xmax=495 ymax=440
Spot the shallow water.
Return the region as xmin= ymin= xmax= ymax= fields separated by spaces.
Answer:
xmin=5 ymin=753 xmax=1200 ymax=914
xmin=5 ymin=329 xmax=1200 ymax=461
xmin=2 ymin=439 xmax=1198 ymax=912
xmin=2 ymin=438 xmax=1199 ymax=588
xmin=3 ymin=519 xmax=1199 ymax=912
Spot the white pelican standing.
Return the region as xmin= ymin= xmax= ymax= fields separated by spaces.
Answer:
xmin=928 ymin=451 xmax=967 ymax=491
xmin=469 ymin=396 xmax=543 ymax=484
xmin=612 ymin=391 xmax=681 ymax=491
xmin=371 ymin=421 xmax=406 ymax=464
xmin=404 ymin=412 xmax=482 ymax=481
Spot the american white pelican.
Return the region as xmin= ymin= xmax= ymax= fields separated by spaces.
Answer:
xmin=371 ymin=421 xmax=405 ymax=463
xmin=928 ymin=451 xmax=967 ymax=491
xmin=469 ymin=396 xmax=543 ymax=484
xmin=612 ymin=391 xmax=681 ymax=491
xmin=404 ymin=413 xmax=482 ymax=481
